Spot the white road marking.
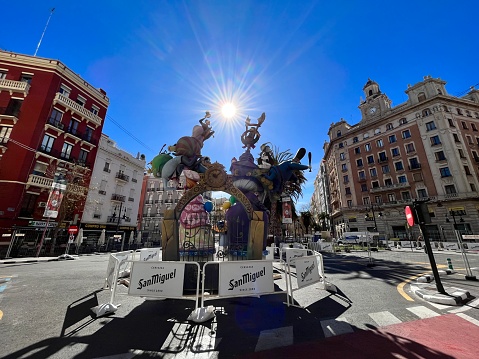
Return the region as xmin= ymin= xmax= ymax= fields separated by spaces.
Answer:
xmin=427 ymin=302 xmax=452 ymax=310
xmin=448 ymin=298 xmax=479 ymax=314
xmin=369 ymin=311 xmax=402 ymax=327
xmin=456 ymin=313 xmax=479 ymax=327
xmin=406 ymin=306 xmax=440 ymax=319
xmin=320 ymin=319 xmax=354 ymax=338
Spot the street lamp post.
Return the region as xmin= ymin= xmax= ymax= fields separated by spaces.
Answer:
xmin=446 ymin=210 xmax=476 ymax=280
xmin=365 ymin=204 xmax=381 ymax=247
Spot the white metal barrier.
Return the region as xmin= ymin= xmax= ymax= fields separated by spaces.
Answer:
xmin=286 ymin=253 xmax=326 ymax=308
xmin=200 ymin=260 xmax=285 ymax=306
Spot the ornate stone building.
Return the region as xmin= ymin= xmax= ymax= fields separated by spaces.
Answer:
xmin=320 ymin=76 xmax=479 ymax=241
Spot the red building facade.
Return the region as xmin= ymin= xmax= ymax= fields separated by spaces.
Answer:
xmin=0 ymin=50 xmax=109 ymax=250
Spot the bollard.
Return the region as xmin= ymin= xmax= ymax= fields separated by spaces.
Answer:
xmin=446 ymin=258 xmax=454 ymax=270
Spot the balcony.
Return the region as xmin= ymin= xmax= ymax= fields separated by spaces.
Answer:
xmin=115 ymin=172 xmax=129 ymax=182
xmin=132 ymin=178 xmax=138 ymax=183
xmin=358 ymin=176 xmax=367 ymax=182
xmin=93 ymin=213 xmax=101 ymax=219
xmin=369 ymin=182 xmax=410 ymax=193
xmin=45 ymin=119 xmax=64 ymax=132
xmin=0 ymin=78 xmax=30 ymax=96
xmin=98 ymin=190 xmax=106 ymax=195
xmin=408 ymin=164 xmax=422 ymax=171
xmin=0 ymin=106 xmax=20 ymax=125
xmin=27 ymin=174 xmax=53 ymax=189
xmin=111 ymin=193 xmax=125 ymax=202
xmin=53 ymin=92 xmax=102 ymax=126
xmin=107 ymin=215 xmax=122 ymax=223
xmin=377 ymin=157 xmax=389 ymax=163
xmin=128 ymin=197 xmax=134 ymax=202
xmin=103 ymin=167 xmax=111 ymax=173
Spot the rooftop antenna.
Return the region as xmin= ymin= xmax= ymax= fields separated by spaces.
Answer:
xmin=34 ymin=8 xmax=55 ymax=57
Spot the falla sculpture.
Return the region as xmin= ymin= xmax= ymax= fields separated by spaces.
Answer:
xmin=149 ymin=111 xmax=311 ymax=256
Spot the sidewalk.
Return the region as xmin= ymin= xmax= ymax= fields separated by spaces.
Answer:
xmin=0 ymin=252 xmax=106 ymax=264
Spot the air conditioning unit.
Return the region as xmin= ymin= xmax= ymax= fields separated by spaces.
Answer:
xmin=38 ymin=202 xmax=47 ymax=208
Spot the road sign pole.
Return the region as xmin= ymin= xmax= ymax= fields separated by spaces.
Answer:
xmin=412 ymin=202 xmax=446 ymax=294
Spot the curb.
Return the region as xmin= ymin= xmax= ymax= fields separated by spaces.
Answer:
xmin=0 ymin=258 xmax=60 ymax=265
xmin=412 ymin=285 xmax=471 ymax=306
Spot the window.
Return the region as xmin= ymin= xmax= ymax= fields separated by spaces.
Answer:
xmin=417 ymin=92 xmax=426 ymax=102
xmin=48 ymin=109 xmax=63 ymax=127
xmin=434 ymin=151 xmax=446 ymax=161
xmin=337 ymin=130 xmax=342 ymax=138
xmin=453 ymin=133 xmax=460 ymax=143
xmin=84 ymin=127 xmax=93 ymax=142
xmin=363 ymin=133 xmax=369 ymax=139
xmin=394 ymin=161 xmax=404 ymax=171
xmin=409 ymin=157 xmax=420 ymax=169
xmin=358 ymin=170 xmax=366 ymax=180
xmin=387 ymin=193 xmax=396 ymax=203
xmin=338 ymin=142 xmax=344 ymax=148
xmin=59 ymin=85 xmax=71 ymax=97
xmin=458 ymin=148 xmax=466 ymax=158
xmin=384 ymin=178 xmax=393 ymax=186
xmin=461 ymin=121 xmax=468 ymax=130
xmin=398 ymin=175 xmax=407 ymax=183
xmin=341 ymin=163 xmax=347 ymax=172
xmin=104 ymin=161 xmax=111 ymax=173
xmin=343 ymin=175 xmax=349 ymax=183
xmin=356 ymin=158 xmax=363 ymax=167
xmin=32 ymin=162 xmax=47 ymax=176
xmin=369 ymin=168 xmax=377 ymax=177
xmin=68 ymin=119 xmax=79 ymax=135
xmin=464 ymin=165 xmax=471 ymax=175
xmin=476 ymin=137 xmax=479 ymax=145
xmin=448 ymin=118 xmax=455 ymax=127
xmin=445 ymin=184 xmax=456 ymax=194
xmin=466 ymin=135 xmax=473 ymax=144
xmin=386 ymin=123 xmax=393 ymax=130
xmin=417 ymin=188 xmax=428 ymax=198
xmin=76 ymin=96 xmax=86 ymax=107
xmin=374 ymin=128 xmax=381 ymax=135
xmin=354 ymin=147 xmax=361 ymax=154
xmin=132 ymin=170 xmax=138 ymax=183
xmin=20 ymin=74 xmax=32 ymax=84
xmin=353 ymin=136 xmax=358 ymax=143
xmin=472 ymin=123 xmax=478 ymax=131
xmin=425 ymin=121 xmax=436 ymax=131
xmin=365 ymin=143 xmax=371 ymax=151
xmin=443 ymin=105 xmax=449 ymax=112
xmin=41 ymin=134 xmax=55 ymax=152
xmin=347 ymin=200 xmax=353 ymax=207
xmin=413 ymin=173 xmax=423 ymax=182
xmin=367 ymin=155 xmax=374 ymax=164
xmin=5 ymin=98 xmax=23 ymax=117
xmin=345 ymin=187 xmax=351 ymax=195
xmin=381 ymin=164 xmax=390 ymax=174
xmin=79 ymin=149 xmax=88 ymax=164
xmin=471 ymin=183 xmax=477 ymax=192
xmin=372 ymin=181 xmax=379 ymax=188
xmin=391 ymin=147 xmax=400 ymax=157
xmin=61 ymin=143 xmax=73 ymax=160
xmin=430 ymin=135 xmax=441 ymax=146
xmin=361 ymin=184 xmax=368 ymax=192
xmin=422 ymin=108 xmax=431 ymax=117
xmin=439 ymin=167 xmax=451 ymax=177
xmin=91 ymin=105 xmax=99 ymax=115
xmin=405 ymin=143 xmax=415 ymax=153
xmin=401 ymin=191 xmax=411 ymax=201
xmin=0 ymin=126 xmax=12 ymax=144
xmin=388 ymin=134 xmax=397 ymax=143
xmin=0 ymin=71 xmax=6 ymax=79
xmin=399 ymin=118 xmax=407 ymax=125
xmin=378 ymin=151 xmax=388 ymax=162
xmin=402 ymin=129 xmax=411 ymax=139
xmin=339 ymin=152 xmax=346 ymax=160
xmin=376 ymin=139 xmax=384 ymax=147
xmin=457 ymin=108 xmax=463 ymax=115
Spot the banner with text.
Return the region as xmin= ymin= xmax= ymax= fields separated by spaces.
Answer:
xmin=218 ymin=260 xmax=275 ymax=297
xmin=292 ymin=255 xmax=322 ymax=289
xmin=43 ymin=181 xmax=67 ymax=218
xmin=129 ymin=261 xmax=185 ymax=297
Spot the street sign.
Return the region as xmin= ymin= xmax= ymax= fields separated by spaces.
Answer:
xmin=68 ymin=234 xmax=75 ymax=243
xmin=405 ymin=206 xmax=414 ymax=226
xmin=68 ymin=225 xmax=78 ymax=234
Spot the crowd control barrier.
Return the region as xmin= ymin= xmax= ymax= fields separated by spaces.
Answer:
xmin=286 ymin=253 xmax=326 ymax=308
xmin=93 ymin=250 xmax=135 ymax=317
xmin=199 ymin=260 xmax=286 ymax=308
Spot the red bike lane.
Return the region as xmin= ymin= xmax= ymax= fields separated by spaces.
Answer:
xmin=244 ymin=314 xmax=479 ymax=359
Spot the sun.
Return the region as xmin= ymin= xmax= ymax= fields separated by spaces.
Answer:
xmin=221 ymin=103 xmax=237 ymax=118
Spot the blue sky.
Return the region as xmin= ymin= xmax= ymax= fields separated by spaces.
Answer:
xmin=2 ymin=1 xmax=478 ymax=209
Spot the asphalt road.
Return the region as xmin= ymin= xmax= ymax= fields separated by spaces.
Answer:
xmin=0 ymin=250 xmax=478 ymax=358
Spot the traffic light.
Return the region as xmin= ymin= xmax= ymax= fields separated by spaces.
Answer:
xmin=412 ymin=201 xmax=431 ymax=224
